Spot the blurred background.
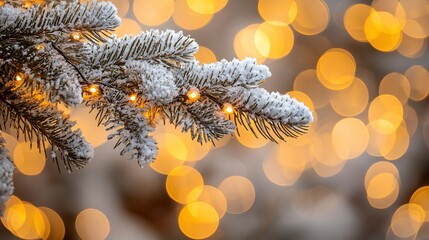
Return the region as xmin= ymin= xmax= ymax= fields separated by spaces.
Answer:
xmin=1 ymin=0 xmax=429 ymax=239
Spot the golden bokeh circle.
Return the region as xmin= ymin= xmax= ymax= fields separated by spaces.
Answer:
xmin=379 ymin=72 xmax=410 ymax=105
xmin=294 ymin=69 xmax=331 ymax=109
xmin=364 ymin=11 xmax=402 ymax=52
xmin=178 ymin=201 xmax=219 ymax=239
xmin=256 ymin=21 xmax=294 ymax=59
xmin=368 ymin=94 xmax=403 ymax=134
xmin=39 ymin=207 xmax=66 ymax=240
xmin=219 ymin=176 xmax=255 ymax=214
xmin=411 ymin=186 xmax=429 ymax=222
xmin=186 ymin=185 xmax=227 ymax=219
xmin=187 ymin=0 xmax=227 ymax=14
xmin=234 ymin=24 xmax=268 ymax=63
xmin=317 ymin=48 xmax=356 ymax=90
xmin=391 ymin=204 xmax=425 ymax=238
xmin=405 ymin=65 xmax=429 ymax=101
xmin=133 ymin=0 xmax=174 ymax=26
xmin=166 ymin=166 xmax=204 ymax=204
xmin=343 ymin=4 xmax=373 ymax=42
xmin=258 ymin=0 xmax=297 ymax=25
xmin=13 ymin=142 xmax=46 ymax=176
xmin=75 ymin=208 xmax=110 ymax=240
xmin=384 ymin=126 xmax=409 ymax=161
xmin=366 ymin=123 xmax=397 ymax=157
xmin=195 ymin=46 xmax=217 ymax=64
xmin=330 ymin=77 xmax=369 ymax=117
xmin=332 ymin=118 xmax=369 ymax=160
xmin=114 ymin=18 xmax=142 ymax=37
xmin=174 ymin=0 xmax=213 ymax=30
xmin=291 ymin=0 xmax=330 ymax=35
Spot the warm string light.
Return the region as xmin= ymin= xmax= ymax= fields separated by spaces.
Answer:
xmin=89 ymin=85 xmax=97 ymax=93
xmin=223 ymin=103 xmax=234 ymax=114
xmin=186 ymin=88 xmax=200 ymax=102
xmin=129 ymin=94 xmax=137 ymax=102
xmin=23 ymin=1 xmax=32 ymax=8
xmin=35 ymin=44 xmax=44 ymax=50
xmin=15 ymin=73 xmax=24 ymax=81
xmin=70 ymin=32 xmax=81 ymax=41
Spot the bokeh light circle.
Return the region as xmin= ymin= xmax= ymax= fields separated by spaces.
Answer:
xmin=219 ymin=176 xmax=255 ymax=214
xmin=13 ymin=142 xmax=46 ymax=176
xmin=187 ymin=0 xmax=227 ymax=14
xmin=75 ymin=208 xmax=110 ymax=240
xmin=330 ymin=77 xmax=369 ymax=116
xmin=364 ymin=11 xmax=402 ymax=52
xmin=405 ymin=65 xmax=429 ymax=101
xmin=317 ymin=48 xmax=356 ymax=90
xmin=256 ymin=21 xmax=294 ymax=59
xmin=332 ymin=118 xmax=369 ymax=160
xmin=174 ymin=0 xmax=213 ymax=30
xmin=194 ymin=46 xmax=217 ymax=64
xmin=368 ymin=94 xmax=403 ymax=134
xmin=379 ymin=72 xmax=410 ymax=105
xmin=343 ymin=4 xmax=373 ymax=42
xmin=391 ymin=204 xmax=425 ymax=238
xmin=133 ymin=0 xmax=174 ymax=26
xmin=186 ymin=185 xmax=227 ymax=218
xmin=178 ymin=201 xmax=219 ymax=239
xmin=234 ymin=24 xmax=267 ymax=63
xmin=258 ymin=0 xmax=297 ymax=25
xmin=291 ymin=0 xmax=330 ymax=35
xmin=411 ymin=186 xmax=429 ymax=222
xmin=166 ymin=166 xmax=204 ymax=204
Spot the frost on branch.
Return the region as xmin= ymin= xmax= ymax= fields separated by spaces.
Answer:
xmin=123 ymin=61 xmax=178 ymax=104
xmin=219 ymin=87 xmax=313 ymax=141
xmin=86 ymin=30 xmax=198 ymax=69
xmin=0 ymin=80 xmax=93 ymax=171
xmin=0 ymin=0 xmax=120 ymax=41
xmin=0 ymin=134 xmax=13 ymax=216
xmin=176 ymin=58 xmax=271 ymax=88
xmin=0 ymin=0 xmax=314 ymax=211
xmin=163 ymin=100 xmax=235 ymax=144
xmin=88 ymin=89 xmax=157 ymax=166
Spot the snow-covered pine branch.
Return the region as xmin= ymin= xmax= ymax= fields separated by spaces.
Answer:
xmin=85 ymin=30 xmax=198 ymax=69
xmin=176 ymin=58 xmax=271 ymax=88
xmin=0 ymin=0 xmax=120 ymax=42
xmin=0 ymin=0 xmax=313 ymax=214
xmin=0 ymin=81 xmax=93 ymax=171
xmin=0 ymin=41 xmax=84 ymax=106
xmin=163 ymin=100 xmax=236 ymax=144
xmin=86 ymin=88 xmax=157 ymax=166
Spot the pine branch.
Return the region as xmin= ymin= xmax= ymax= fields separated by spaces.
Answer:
xmin=216 ymin=87 xmax=313 ymax=141
xmin=87 ymin=88 xmax=158 ymax=166
xmin=0 ymin=133 xmax=14 ymax=216
xmin=0 ymin=0 xmax=120 ymax=42
xmin=163 ymin=100 xmax=235 ymax=144
xmin=86 ymin=30 xmax=198 ymax=69
xmin=120 ymin=60 xmax=179 ymax=104
xmin=0 ymin=41 xmax=84 ymax=106
xmin=0 ymin=82 xmax=93 ymax=172
xmin=176 ymin=58 xmax=271 ymax=89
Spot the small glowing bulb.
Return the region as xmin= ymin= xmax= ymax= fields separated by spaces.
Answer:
xmin=23 ymin=1 xmax=32 ymax=8
xmin=35 ymin=44 xmax=44 ymax=50
xmin=15 ymin=73 xmax=24 ymax=81
xmin=71 ymin=32 xmax=81 ymax=41
xmin=186 ymin=88 xmax=200 ymax=102
xmin=129 ymin=94 xmax=137 ymax=101
xmin=89 ymin=86 xmax=97 ymax=93
xmin=223 ymin=103 xmax=234 ymax=114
